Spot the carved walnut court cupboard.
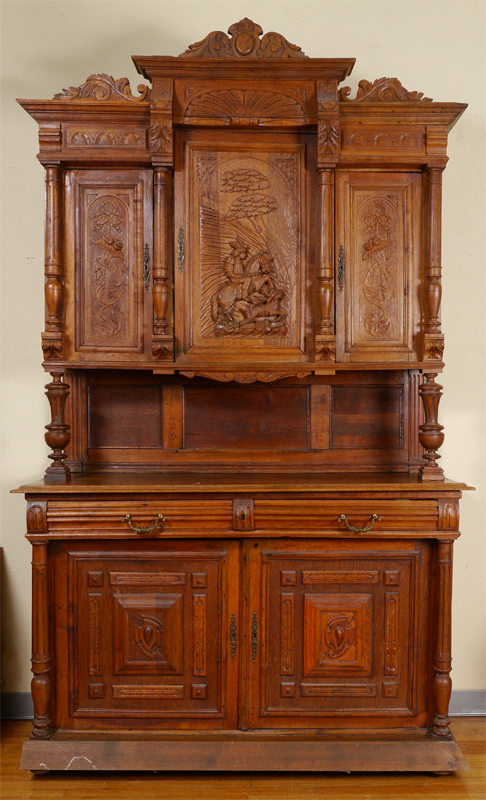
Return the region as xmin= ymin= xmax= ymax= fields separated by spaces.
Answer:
xmin=16 ymin=18 xmax=472 ymax=773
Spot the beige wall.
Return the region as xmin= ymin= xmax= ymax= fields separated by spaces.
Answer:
xmin=1 ymin=0 xmax=484 ymax=694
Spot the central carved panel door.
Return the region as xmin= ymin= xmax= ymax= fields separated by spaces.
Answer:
xmin=174 ymin=129 xmax=315 ymax=362
xmin=335 ymin=172 xmax=422 ymax=363
xmin=55 ymin=540 xmax=239 ymax=730
xmin=247 ymin=539 xmax=431 ymax=730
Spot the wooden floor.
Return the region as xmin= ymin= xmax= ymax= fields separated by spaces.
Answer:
xmin=1 ymin=719 xmax=484 ymax=799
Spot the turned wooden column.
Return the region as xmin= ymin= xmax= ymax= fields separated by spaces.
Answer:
xmin=42 ymin=165 xmax=64 ymax=361
xmin=152 ymin=167 xmax=173 ymax=360
xmin=315 ymin=167 xmax=336 ymax=362
xmin=30 ymin=541 xmax=52 ymax=739
xmin=44 ymin=371 xmax=71 ymax=482
xmin=418 ymin=372 xmax=445 ymax=481
xmin=432 ymin=539 xmax=454 ymax=736
xmin=423 ymin=167 xmax=445 ymax=362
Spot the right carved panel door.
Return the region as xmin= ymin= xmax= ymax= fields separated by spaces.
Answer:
xmin=247 ymin=539 xmax=431 ymax=730
xmin=335 ymin=172 xmax=422 ymax=363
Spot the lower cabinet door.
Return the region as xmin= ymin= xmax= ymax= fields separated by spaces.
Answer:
xmin=247 ymin=538 xmax=432 ymax=730
xmin=54 ymin=539 xmax=239 ymax=729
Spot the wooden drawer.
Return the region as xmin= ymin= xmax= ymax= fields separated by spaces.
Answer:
xmin=47 ymin=500 xmax=233 ymax=535
xmin=254 ymin=499 xmax=438 ymax=532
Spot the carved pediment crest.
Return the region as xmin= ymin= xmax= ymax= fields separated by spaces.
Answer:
xmin=179 ymin=18 xmax=308 ymax=59
xmin=54 ymin=74 xmax=149 ymax=102
xmin=339 ymin=77 xmax=432 ymax=103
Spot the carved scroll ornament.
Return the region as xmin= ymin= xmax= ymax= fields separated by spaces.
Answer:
xmin=54 ymin=74 xmax=149 ymax=102
xmin=179 ymin=18 xmax=308 ymax=59
xmin=339 ymin=77 xmax=432 ymax=103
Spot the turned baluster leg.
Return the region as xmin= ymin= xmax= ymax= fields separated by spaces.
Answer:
xmin=418 ymin=373 xmax=445 ymax=481
xmin=432 ymin=539 xmax=453 ymax=736
xmin=44 ymin=371 xmax=71 ymax=482
xmin=30 ymin=541 xmax=52 ymax=739
xmin=152 ymin=167 xmax=173 ymax=361
xmin=42 ymin=164 xmax=64 ymax=361
xmin=315 ymin=167 xmax=336 ymax=362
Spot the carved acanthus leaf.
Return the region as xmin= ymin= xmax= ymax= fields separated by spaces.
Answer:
xmin=152 ymin=340 xmax=174 ymax=361
xmin=179 ymin=18 xmax=308 ymax=59
xmin=315 ymin=342 xmax=336 ymax=362
xmin=150 ymin=120 xmax=173 ymax=154
xmin=339 ymin=77 xmax=432 ymax=103
xmin=423 ymin=339 xmax=445 ymax=360
xmin=41 ymin=333 xmax=63 ymax=360
xmin=180 ymin=371 xmax=311 ymax=383
xmin=318 ymin=120 xmax=340 ymax=155
xmin=54 ymin=74 xmax=150 ymax=102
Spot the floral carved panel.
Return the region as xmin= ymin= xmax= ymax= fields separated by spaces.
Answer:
xmin=336 ymin=172 xmax=420 ymax=361
xmin=73 ymin=171 xmax=148 ymax=356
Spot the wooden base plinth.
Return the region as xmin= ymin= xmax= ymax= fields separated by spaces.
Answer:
xmin=21 ymin=734 xmax=469 ymax=773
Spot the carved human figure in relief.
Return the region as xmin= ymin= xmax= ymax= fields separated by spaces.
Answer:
xmin=211 ymin=236 xmax=286 ymax=336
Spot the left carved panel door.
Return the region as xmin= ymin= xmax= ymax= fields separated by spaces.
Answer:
xmin=53 ymin=539 xmax=239 ymax=730
xmin=64 ymin=169 xmax=153 ymax=362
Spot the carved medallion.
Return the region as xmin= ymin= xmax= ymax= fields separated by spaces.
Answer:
xmin=131 ymin=613 xmax=166 ymax=659
xmin=321 ymin=614 xmax=356 ymax=661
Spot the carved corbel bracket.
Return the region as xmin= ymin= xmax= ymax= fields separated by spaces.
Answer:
xmin=41 ymin=331 xmax=64 ymax=361
xmin=317 ymin=80 xmax=339 ymax=167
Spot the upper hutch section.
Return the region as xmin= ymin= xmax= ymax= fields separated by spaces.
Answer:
xmin=18 ymin=18 xmax=466 ymax=380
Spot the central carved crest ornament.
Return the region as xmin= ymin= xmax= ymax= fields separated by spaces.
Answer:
xmin=179 ymin=18 xmax=308 ymax=60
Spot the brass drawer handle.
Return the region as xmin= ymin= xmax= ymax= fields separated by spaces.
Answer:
xmin=338 ymin=514 xmax=381 ymax=533
xmin=123 ymin=514 xmax=165 ymax=534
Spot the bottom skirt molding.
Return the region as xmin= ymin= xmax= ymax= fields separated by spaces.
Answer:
xmin=21 ymin=734 xmax=469 ymax=773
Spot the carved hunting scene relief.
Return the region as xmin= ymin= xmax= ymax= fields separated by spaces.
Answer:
xmin=197 ymin=154 xmax=297 ymax=339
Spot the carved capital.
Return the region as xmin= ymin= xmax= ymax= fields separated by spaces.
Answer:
xmin=315 ymin=338 xmax=336 ymax=362
xmin=423 ymin=334 xmax=445 ymax=361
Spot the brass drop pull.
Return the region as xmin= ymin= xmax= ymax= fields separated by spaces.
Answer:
xmin=338 ymin=514 xmax=381 ymax=533
xmin=143 ymin=243 xmax=150 ymax=291
xmin=338 ymin=245 xmax=345 ymax=291
xmin=123 ymin=513 xmax=165 ymax=534
xmin=251 ymin=611 xmax=258 ymax=661
xmin=230 ymin=613 xmax=237 ymax=660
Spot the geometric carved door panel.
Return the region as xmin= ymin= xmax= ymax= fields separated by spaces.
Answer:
xmin=174 ymin=129 xmax=314 ymax=363
xmin=248 ymin=539 xmax=427 ymax=730
xmin=66 ymin=169 xmax=152 ymax=361
xmin=335 ymin=172 xmax=422 ymax=363
xmin=65 ymin=540 xmax=239 ymax=729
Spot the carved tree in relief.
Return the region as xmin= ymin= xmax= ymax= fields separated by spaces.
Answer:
xmin=197 ymin=155 xmax=295 ymax=339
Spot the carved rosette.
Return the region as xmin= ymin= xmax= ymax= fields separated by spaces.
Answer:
xmin=339 ymin=77 xmax=432 ymax=103
xmin=54 ymin=74 xmax=149 ymax=102
xmin=179 ymin=18 xmax=308 ymax=59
